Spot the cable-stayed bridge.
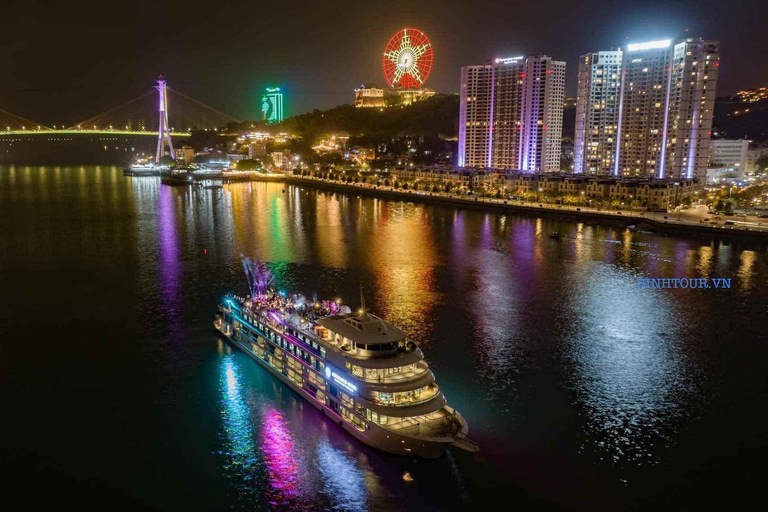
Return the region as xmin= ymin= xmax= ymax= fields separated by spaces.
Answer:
xmin=0 ymin=78 xmax=241 ymax=165
xmin=0 ymin=108 xmax=51 ymax=132
xmin=3 ymin=78 xmax=239 ymax=134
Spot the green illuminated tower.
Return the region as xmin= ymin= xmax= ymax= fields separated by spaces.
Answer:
xmin=261 ymin=87 xmax=284 ymax=124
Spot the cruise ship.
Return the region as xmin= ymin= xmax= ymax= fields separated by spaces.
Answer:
xmin=214 ymin=290 xmax=479 ymax=458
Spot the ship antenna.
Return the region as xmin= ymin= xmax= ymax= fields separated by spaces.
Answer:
xmin=359 ymin=282 xmax=366 ymax=313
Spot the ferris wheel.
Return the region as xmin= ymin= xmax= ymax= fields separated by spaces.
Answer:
xmin=382 ymin=28 xmax=434 ymax=89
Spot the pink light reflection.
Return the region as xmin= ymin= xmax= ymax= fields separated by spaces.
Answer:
xmin=260 ymin=408 xmax=303 ymax=505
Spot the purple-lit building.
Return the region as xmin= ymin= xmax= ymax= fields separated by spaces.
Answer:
xmin=459 ymin=55 xmax=565 ymax=173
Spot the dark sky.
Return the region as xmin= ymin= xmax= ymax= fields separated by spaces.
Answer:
xmin=2 ymin=0 xmax=766 ymax=126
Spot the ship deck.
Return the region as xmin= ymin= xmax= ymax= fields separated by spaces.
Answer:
xmin=384 ymin=408 xmax=455 ymax=437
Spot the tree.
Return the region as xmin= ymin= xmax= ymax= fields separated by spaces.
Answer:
xmin=384 ymin=179 xmax=391 ymax=187
xmin=235 ymin=159 xmax=261 ymax=171
xmin=755 ymin=155 xmax=768 ymax=173
xmin=560 ymin=155 xmax=573 ymax=171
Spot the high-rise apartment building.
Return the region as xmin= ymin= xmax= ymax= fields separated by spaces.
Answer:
xmin=518 ymin=56 xmax=566 ymax=172
xmin=458 ymin=64 xmax=493 ymax=167
xmin=573 ymin=38 xmax=719 ymax=180
xmin=459 ymin=55 xmax=565 ymax=172
xmin=615 ymin=40 xmax=674 ymax=178
xmin=667 ymin=38 xmax=720 ymax=179
xmin=490 ymin=57 xmax=524 ymax=170
xmin=573 ymin=50 xmax=623 ymax=174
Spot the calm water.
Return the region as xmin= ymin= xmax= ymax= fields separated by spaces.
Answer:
xmin=1 ymin=166 xmax=766 ymax=510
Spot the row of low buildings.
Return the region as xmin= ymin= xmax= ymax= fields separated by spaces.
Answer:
xmin=388 ymin=165 xmax=701 ymax=209
xmin=458 ymin=36 xmax=721 ymax=182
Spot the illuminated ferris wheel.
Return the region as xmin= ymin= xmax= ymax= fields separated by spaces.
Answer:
xmin=382 ymin=28 xmax=434 ymax=89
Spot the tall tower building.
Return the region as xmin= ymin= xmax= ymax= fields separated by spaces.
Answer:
xmin=458 ymin=64 xmax=493 ymax=167
xmin=518 ymin=56 xmax=566 ymax=172
xmin=615 ymin=40 xmax=674 ymax=178
xmin=490 ymin=57 xmax=524 ymax=169
xmin=607 ymin=37 xmax=719 ymax=179
xmin=459 ymin=55 xmax=564 ymax=172
xmin=261 ymin=87 xmax=284 ymax=124
xmin=573 ymin=50 xmax=623 ymax=174
xmin=667 ymin=38 xmax=720 ymax=179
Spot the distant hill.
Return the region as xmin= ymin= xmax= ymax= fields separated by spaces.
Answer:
xmin=275 ymin=94 xmax=460 ymax=141
xmin=230 ymin=92 xmax=768 ymax=146
xmin=713 ymin=93 xmax=768 ymax=142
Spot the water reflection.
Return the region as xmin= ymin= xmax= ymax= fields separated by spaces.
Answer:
xmin=158 ymin=185 xmax=182 ymax=324
xmin=218 ymin=354 xmax=261 ymax=504
xmin=261 ymin=407 xmax=305 ymax=507
xmin=5 ymin=169 xmax=766 ymax=509
xmin=316 ymin=439 xmax=368 ymax=512
xmin=367 ymin=202 xmax=439 ymax=346
xmin=566 ymin=265 xmax=690 ymax=469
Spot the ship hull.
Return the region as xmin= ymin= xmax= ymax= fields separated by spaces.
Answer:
xmin=214 ymin=322 xmax=454 ymax=458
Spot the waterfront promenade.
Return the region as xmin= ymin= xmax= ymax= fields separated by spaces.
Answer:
xmin=271 ymin=175 xmax=768 ymax=243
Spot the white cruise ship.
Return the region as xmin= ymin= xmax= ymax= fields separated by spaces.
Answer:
xmin=214 ymin=289 xmax=479 ymax=458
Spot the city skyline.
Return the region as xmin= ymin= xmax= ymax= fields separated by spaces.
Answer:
xmin=1 ymin=0 xmax=766 ymax=125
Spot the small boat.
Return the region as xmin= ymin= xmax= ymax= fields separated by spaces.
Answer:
xmin=549 ymin=232 xmax=562 ymax=239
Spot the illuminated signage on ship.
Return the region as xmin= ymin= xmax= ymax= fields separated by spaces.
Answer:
xmin=325 ymin=366 xmax=357 ymax=394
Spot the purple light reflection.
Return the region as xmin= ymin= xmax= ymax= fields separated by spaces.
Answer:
xmin=158 ymin=186 xmax=182 ymax=322
xmin=260 ymin=408 xmax=304 ymax=506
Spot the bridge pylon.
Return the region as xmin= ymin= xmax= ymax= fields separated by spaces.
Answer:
xmin=155 ymin=77 xmax=174 ymax=164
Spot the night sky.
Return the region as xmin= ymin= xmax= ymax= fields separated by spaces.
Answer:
xmin=2 ymin=0 xmax=766 ymax=126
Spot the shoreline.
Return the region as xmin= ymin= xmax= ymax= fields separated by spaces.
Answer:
xmin=271 ymin=175 xmax=768 ymax=244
